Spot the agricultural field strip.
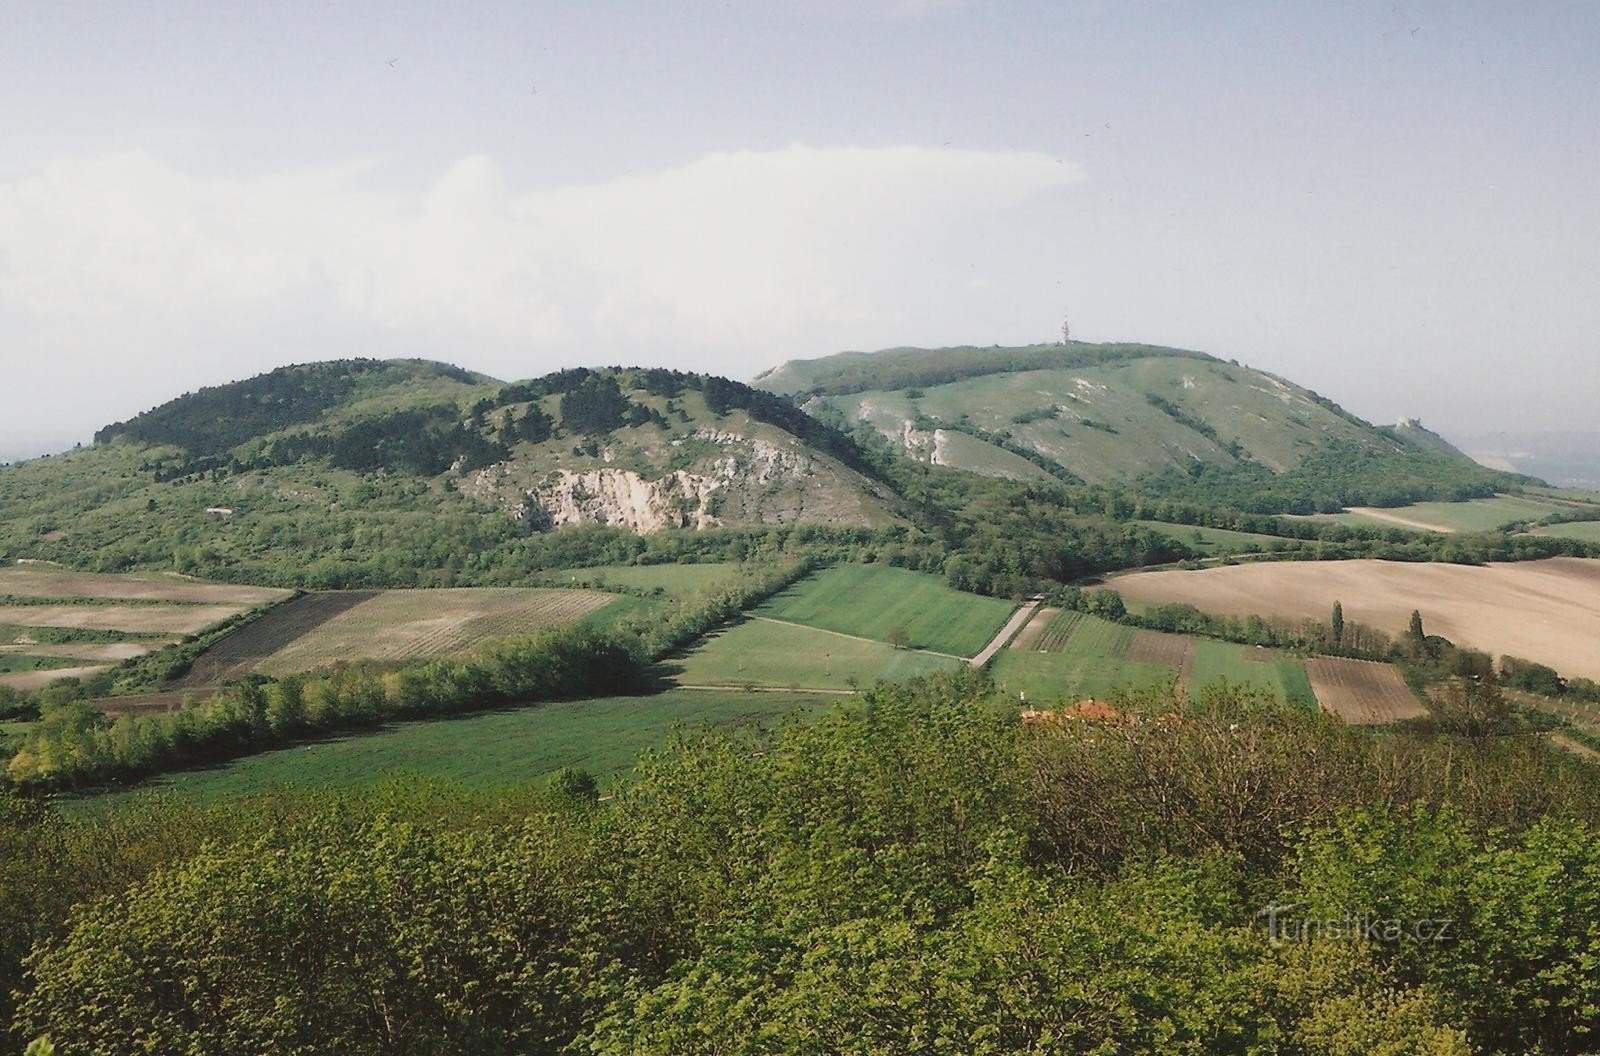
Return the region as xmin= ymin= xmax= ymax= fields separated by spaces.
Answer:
xmin=1008 ymin=607 xmax=1059 ymax=651
xmin=168 ymin=591 xmax=380 ymax=689
xmin=1304 ymin=657 xmax=1427 ymax=725
xmin=0 ymin=567 xmax=291 ymax=605
xmin=0 ymin=603 xmax=247 ymax=635
xmin=750 ymin=616 xmax=963 ymax=659
xmin=0 ymin=665 xmax=115 ymax=692
xmin=1031 ymin=610 xmax=1086 ymax=653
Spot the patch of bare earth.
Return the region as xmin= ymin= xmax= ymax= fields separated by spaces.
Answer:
xmin=0 ymin=641 xmax=169 ymax=662
xmin=1110 ymin=557 xmax=1600 ymax=682
xmin=1009 ymin=607 xmax=1059 ymax=651
xmin=0 ymin=567 xmax=291 ymax=605
xmin=1305 ymin=657 xmax=1427 ymax=725
xmin=0 ymin=665 xmax=112 ymax=692
xmin=0 ymin=603 xmax=246 ymax=635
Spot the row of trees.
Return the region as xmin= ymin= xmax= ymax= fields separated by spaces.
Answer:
xmin=9 ymin=673 xmax=1600 ymax=1051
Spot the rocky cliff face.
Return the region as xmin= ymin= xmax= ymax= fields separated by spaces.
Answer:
xmin=462 ymin=426 xmax=897 ymax=535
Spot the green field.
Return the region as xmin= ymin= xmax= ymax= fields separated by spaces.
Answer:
xmin=989 ymin=614 xmax=1170 ymax=702
xmin=1133 ymin=520 xmax=1288 ymax=555
xmin=80 ymin=689 xmax=828 ymax=806
xmin=1531 ymin=521 xmax=1600 ymax=544
xmin=672 ymin=617 xmax=961 ymax=690
xmin=1187 ymin=641 xmax=1316 ymax=710
xmin=536 ymin=562 xmax=743 ymax=596
xmin=756 ymin=565 xmax=1015 ymax=656
xmin=0 ymin=654 xmax=78 ymax=674
xmin=1033 ymin=609 xmax=1085 ymax=652
xmin=1302 ymin=495 xmax=1568 ymax=533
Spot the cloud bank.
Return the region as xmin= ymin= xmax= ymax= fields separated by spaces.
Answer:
xmin=0 ymin=144 xmax=1082 ymax=452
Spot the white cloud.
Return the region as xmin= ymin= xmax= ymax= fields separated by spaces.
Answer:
xmin=0 ymin=144 xmax=1081 ymax=443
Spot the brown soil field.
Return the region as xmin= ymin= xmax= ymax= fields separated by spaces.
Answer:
xmin=0 ymin=603 xmax=246 ymax=635
xmin=1241 ymin=645 xmax=1275 ymax=663
xmin=169 ymin=591 xmax=379 ymax=689
xmin=0 ymin=664 xmax=112 ymax=692
xmin=0 ymin=567 xmax=291 ymax=605
xmin=1008 ymin=607 xmax=1059 ymax=651
xmin=1111 ymin=557 xmax=1600 ymax=681
xmin=255 ymin=587 xmax=615 ymax=676
xmin=0 ymin=641 xmax=169 ymax=662
xmin=1125 ymin=630 xmax=1194 ymax=667
xmin=1304 ymin=657 xmax=1427 ymax=725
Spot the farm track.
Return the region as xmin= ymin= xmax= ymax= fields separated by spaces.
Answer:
xmin=169 ymin=591 xmax=379 ymax=689
xmin=969 ymin=599 xmax=1037 ymax=668
xmin=751 ymin=616 xmax=963 ymax=660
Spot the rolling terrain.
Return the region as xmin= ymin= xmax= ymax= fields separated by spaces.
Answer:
xmin=757 ymin=341 xmax=1518 ymax=511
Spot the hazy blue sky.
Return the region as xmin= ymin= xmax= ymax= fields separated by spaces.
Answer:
xmin=2 ymin=1 xmax=1596 ymax=459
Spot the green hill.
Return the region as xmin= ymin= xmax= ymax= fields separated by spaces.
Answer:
xmin=757 ymin=341 xmax=1521 ymax=512
xmin=0 ymin=361 xmax=901 ymax=584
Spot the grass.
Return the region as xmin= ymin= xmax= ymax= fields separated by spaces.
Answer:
xmin=1133 ymin=520 xmax=1288 ymax=555
xmin=756 ymin=565 xmax=1015 ymax=657
xmin=77 ymin=689 xmax=832 ymax=807
xmin=989 ymin=614 xmax=1169 ymax=702
xmin=672 ymin=617 xmax=961 ymax=690
xmin=535 ymin=563 xmax=743 ymax=597
xmin=0 ymin=654 xmax=78 ymax=674
xmin=1531 ymin=521 xmax=1600 ymax=544
xmin=1302 ymin=495 xmax=1567 ymax=533
xmin=1033 ymin=609 xmax=1085 ymax=652
xmin=1186 ymin=640 xmax=1314 ymax=709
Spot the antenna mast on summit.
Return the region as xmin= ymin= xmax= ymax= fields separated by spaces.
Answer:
xmin=1060 ymin=309 xmax=1071 ymax=345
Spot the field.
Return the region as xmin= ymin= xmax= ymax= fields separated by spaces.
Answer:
xmin=0 ymin=566 xmax=289 ymax=605
xmin=169 ymin=591 xmax=379 ymax=687
xmin=1304 ymin=657 xmax=1426 ymax=724
xmin=79 ymin=689 xmax=831 ymax=806
xmin=0 ymin=566 xmax=286 ymax=691
xmin=1133 ymin=520 xmax=1287 ymax=555
xmin=254 ymin=588 xmax=616 ymax=676
xmin=535 ymin=562 xmax=743 ymax=596
xmin=672 ymin=617 xmax=961 ymax=690
xmin=999 ymin=608 xmax=1316 ymax=708
xmin=755 ymin=565 xmax=1016 ymax=657
xmin=1531 ymin=521 xmax=1600 ymax=544
xmin=1110 ymin=557 xmax=1600 ymax=681
xmin=1294 ymin=495 xmax=1569 ymax=534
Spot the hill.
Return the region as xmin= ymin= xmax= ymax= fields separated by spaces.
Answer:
xmin=756 ymin=341 xmax=1523 ymax=512
xmin=0 ymin=360 xmax=901 ymax=584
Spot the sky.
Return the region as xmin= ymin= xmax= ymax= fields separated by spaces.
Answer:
xmin=2 ymin=0 xmax=1597 ymax=460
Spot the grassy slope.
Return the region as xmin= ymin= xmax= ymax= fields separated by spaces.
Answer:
xmin=77 ymin=689 xmax=830 ymax=806
xmin=755 ymin=565 xmax=1016 ymax=656
xmin=1133 ymin=520 xmax=1288 ymax=555
xmin=989 ymin=614 xmax=1172 ymax=702
xmin=671 ymin=618 xmax=960 ymax=690
xmin=816 ymin=355 xmax=1375 ymax=486
xmin=1187 ymin=640 xmax=1315 ymax=709
xmin=534 ymin=563 xmax=744 ymax=595
xmin=1532 ymin=522 xmax=1600 ymax=544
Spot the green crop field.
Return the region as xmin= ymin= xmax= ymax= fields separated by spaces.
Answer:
xmin=1186 ymin=641 xmax=1316 ymax=710
xmin=535 ymin=562 xmax=744 ymax=597
xmin=0 ymin=654 xmax=78 ymax=675
xmin=1032 ymin=609 xmax=1085 ymax=652
xmin=1302 ymin=495 xmax=1567 ymax=533
xmin=78 ymin=689 xmax=830 ymax=807
xmin=756 ymin=565 xmax=1015 ymax=656
xmin=1531 ymin=521 xmax=1600 ymax=544
xmin=672 ymin=617 xmax=961 ymax=690
xmin=989 ymin=614 xmax=1170 ymax=702
xmin=1133 ymin=520 xmax=1287 ymax=555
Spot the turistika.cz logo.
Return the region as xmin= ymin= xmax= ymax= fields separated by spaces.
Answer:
xmin=1256 ymin=901 xmax=1454 ymax=947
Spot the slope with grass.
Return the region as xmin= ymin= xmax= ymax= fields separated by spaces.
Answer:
xmin=1293 ymin=494 xmax=1570 ymax=533
xmin=759 ymin=342 xmax=1513 ymax=507
xmin=671 ymin=617 xmax=961 ymax=691
xmin=78 ymin=689 xmax=829 ymax=807
xmin=754 ymin=564 xmax=1016 ymax=657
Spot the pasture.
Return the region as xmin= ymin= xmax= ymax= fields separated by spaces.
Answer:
xmin=1133 ymin=520 xmax=1287 ymax=555
xmin=1531 ymin=521 xmax=1600 ymax=545
xmin=1304 ymin=657 xmax=1426 ymax=724
xmin=672 ymin=617 xmax=960 ymax=690
xmin=80 ymin=689 xmax=831 ymax=806
xmin=535 ymin=562 xmax=742 ymax=596
xmin=990 ymin=613 xmax=1173 ymax=702
xmin=756 ymin=565 xmax=1016 ymax=657
xmin=1110 ymin=557 xmax=1600 ymax=682
xmin=1296 ymin=495 xmax=1568 ymax=534
xmin=254 ymin=587 xmax=616 ymax=676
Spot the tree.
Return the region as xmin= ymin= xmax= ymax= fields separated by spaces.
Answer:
xmin=887 ymin=627 xmax=910 ymax=650
xmin=1409 ymin=609 xmax=1426 ymax=643
xmin=1331 ymin=601 xmax=1345 ymax=650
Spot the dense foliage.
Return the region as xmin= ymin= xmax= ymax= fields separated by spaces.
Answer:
xmin=8 ymin=674 xmax=1600 ymax=1052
